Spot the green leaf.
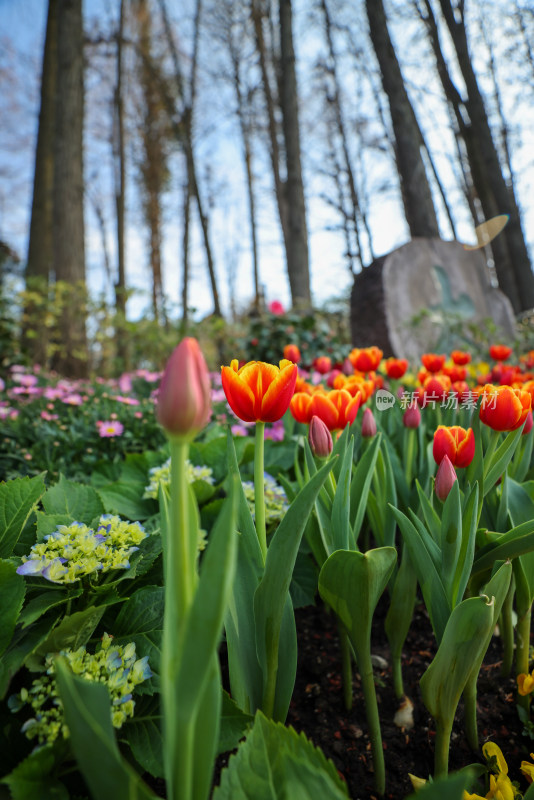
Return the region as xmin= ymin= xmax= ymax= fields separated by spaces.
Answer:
xmin=404 ymin=769 xmax=476 ymax=800
xmin=472 ymin=520 xmax=534 ymax=576
xmin=213 ymin=711 xmax=349 ymax=800
xmin=331 ymin=435 xmax=354 ymax=551
xmin=254 ymin=458 xmax=335 ymax=721
xmin=318 ymin=547 xmax=397 ymax=659
xmin=420 ymin=596 xmax=495 ymax=726
xmin=0 ymin=474 xmax=46 ymax=558
xmin=55 ymin=658 xmax=157 ymax=800
xmin=440 ymin=482 xmax=462 ymax=605
xmin=451 ymin=484 xmax=479 ymax=607
xmin=42 ymin=475 xmax=104 ymax=523
xmin=391 ymin=506 xmax=450 ymax=643
xmin=34 ymin=512 xmax=75 ymax=541
xmin=122 ymin=695 xmax=163 ymax=778
xmin=18 ymin=588 xmax=73 ymax=629
xmin=0 ymin=560 xmax=25 ymax=655
xmin=0 ymin=745 xmax=69 ymax=800
xmin=289 ymin=551 xmax=318 ymax=609
xmin=28 ymin=604 xmax=111 ymax=667
xmin=350 ymin=433 xmax=381 ymax=543
xmin=96 ymin=483 xmax=156 ymax=521
xmin=483 ymin=428 xmax=523 ymax=497
xmin=113 ymin=585 xmax=163 ymax=694
xmin=218 ymin=690 xmax=254 ymax=755
xmin=415 ymin=480 xmax=441 ymax=544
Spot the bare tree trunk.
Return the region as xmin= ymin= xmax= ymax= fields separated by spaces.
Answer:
xmin=53 ymin=0 xmax=87 ymax=377
xmin=181 ymin=176 xmax=192 ymax=332
xmin=365 ymin=0 xmax=440 ymax=239
xmin=113 ymin=0 xmax=128 ymax=365
xmin=23 ymin=0 xmax=58 ymax=365
xmin=437 ymin=0 xmax=534 ymax=312
xmin=157 ymin=0 xmax=222 ymax=317
xmin=278 ymin=0 xmax=310 ymax=307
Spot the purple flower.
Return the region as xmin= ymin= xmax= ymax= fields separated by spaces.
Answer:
xmin=98 ymin=420 xmax=124 ymax=438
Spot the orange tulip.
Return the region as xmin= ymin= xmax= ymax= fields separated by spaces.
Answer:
xmin=450 ymin=350 xmax=471 ymax=366
xmin=489 ymin=344 xmax=512 ymax=361
xmin=479 ymin=384 xmax=532 ymax=432
xmin=418 ymin=374 xmax=452 ymax=406
xmin=221 ymin=358 xmax=298 ymax=423
xmin=289 ymin=388 xmax=361 ymax=431
xmin=443 ymin=365 xmax=467 ymax=383
xmin=349 ymin=346 xmax=383 ymax=373
xmin=385 ymin=358 xmax=408 ymax=379
xmin=433 ymin=425 xmax=475 ymax=468
xmin=313 ymin=356 xmax=332 ymax=375
xmin=283 ymin=344 xmax=301 ymax=364
xmin=421 ymin=353 xmax=446 ymax=373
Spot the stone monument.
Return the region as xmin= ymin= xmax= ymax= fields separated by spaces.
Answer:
xmin=350 ymin=238 xmax=516 ymax=361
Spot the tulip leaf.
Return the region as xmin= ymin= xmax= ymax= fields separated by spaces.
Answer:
xmin=507 ymin=478 xmax=534 ymax=528
xmin=318 ymin=547 xmax=397 ymax=656
xmin=224 ymin=432 xmax=264 ymax=714
xmin=55 ymin=658 xmax=157 ymax=800
xmin=350 ymin=432 xmax=381 ymax=543
xmin=331 ymin=435 xmax=354 ymax=551
xmin=472 ymin=520 xmax=534 ymax=576
xmin=508 ymin=429 xmax=533 ymax=482
xmin=440 ymin=481 xmax=462 ymax=602
xmin=213 ymin=711 xmax=349 ymax=800
xmin=420 ymin=595 xmax=495 ymax=725
xmin=391 ymin=506 xmax=450 ymax=643
xmin=451 ymin=483 xmax=479 ymax=607
xmin=254 ymin=457 xmax=335 ymax=721
xmin=483 ymin=428 xmax=523 ymax=496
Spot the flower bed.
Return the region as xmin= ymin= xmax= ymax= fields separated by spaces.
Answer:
xmin=1 ymin=340 xmax=534 ymax=800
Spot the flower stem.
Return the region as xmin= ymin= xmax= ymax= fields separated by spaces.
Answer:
xmin=500 ymin=582 xmax=515 ymax=677
xmin=162 ymin=438 xmax=193 ymax=800
xmin=359 ymin=649 xmax=385 ymax=796
xmin=337 ymin=618 xmax=353 ymax=711
xmin=434 ymin=718 xmax=453 ymax=778
xmin=255 ymin=422 xmax=267 ymax=563
xmin=404 ymin=428 xmax=416 ymax=489
xmin=516 ymin=605 xmax=532 ymax=714
xmin=463 ymin=675 xmax=479 ymax=751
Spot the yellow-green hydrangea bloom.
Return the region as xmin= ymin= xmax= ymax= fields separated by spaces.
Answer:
xmin=143 ymin=457 xmax=214 ymax=499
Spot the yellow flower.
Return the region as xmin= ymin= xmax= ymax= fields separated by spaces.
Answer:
xmin=408 ymin=774 xmax=427 ymax=792
xmin=487 ymin=773 xmax=516 ymax=800
xmin=517 ymin=671 xmax=534 ymax=696
xmin=482 ymin=742 xmax=509 ymax=775
xmin=520 ymin=753 xmax=534 ymax=784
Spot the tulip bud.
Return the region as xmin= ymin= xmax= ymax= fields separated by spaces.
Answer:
xmin=361 ymin=407 xmax=377 ymax=437
xmin=523 ymin=410 xmax=533 ymax=436
xmin=403 ymin=402 xmax=421 ymax=429
xmin=309 ymin=415 xmax=333 ymax=458
xmin=283 ymin=344 xmax=301 ymax=364
xmin=435 ymin=455 xmax=457 ymax=502
xmin=157 ymin=337 xmax=212 ymax=439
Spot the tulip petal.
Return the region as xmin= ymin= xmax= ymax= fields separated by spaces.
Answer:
xmin=260 ymin=364 xmax=298 ymax=422
xmin=308 ymin=393 xmax=339 ymax=431
xmin=290 ymin=392 xmax=313 ymax=424
xmin=221 ymin=366 xmax=257 ymax=422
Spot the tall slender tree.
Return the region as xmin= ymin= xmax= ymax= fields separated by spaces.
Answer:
xmin=365 ymin=0 xmax=440 ymax=239
xmin=53 ymin=0 xmax=87 ymax=377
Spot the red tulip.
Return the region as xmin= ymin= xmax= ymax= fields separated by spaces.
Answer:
xmin=283 ymin=344 xmax=301 ymax=364
xmin=433 ymin=425 xmax=475 ymax=468
xmin=157 ymin=338 xmax=212 ymax=440
xmin=479 ymin=384 xmax=532 ymax=432
xmin=349 ymin=346 xmax=383 ymax=373
xmin=489 ymin=344 xmax=512 ymax=361
xmin=361 ymin=407 xmax=377 ymax=437
xmin=289 ymin=388 xmax=361 ymax=431
xmin=451 ymin=350 xmax=471 ymax=366
xmin=313 ymin=356 xmax=332 ymax=375
xmin=403 ymin=402 xmax=421 ymax=429
xmin=421 ymin=353 xmax=446 ymax=373
xmin=385 ymin=358 xmax=408 ymax=379
xmin=221 ymin=359 xmax=298 ymax=423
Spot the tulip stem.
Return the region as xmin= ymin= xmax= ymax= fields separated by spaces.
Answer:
xmin=404 ymin=428 xmax=416 ymax=488
xmin=516 ymin=605 xmax=532 ymax=714
xmin=463 ymin=675 xmax=479 ymax=751
xmin=434 ymin=718 xmax=453 ymax=778
xmin=255 ymin=422 xmax=267 ymax=563
xmin=337 ymin=618 xmax=353 ymax=710
xmin=359 ymin=649 xmax=386 ymax=796
xmin=499 ymin=581 xmax=515 ymax=676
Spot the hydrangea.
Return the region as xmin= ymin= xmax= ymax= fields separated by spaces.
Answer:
xmin=243 ymin=473 xmax=289 ymax=526
xmin=143 ymin=457 xmax=214 ymax=499
xmin=16 ymin=515 xmax=148 ymax=584
xmin=8 ymin=634 xmax=152 ymax=745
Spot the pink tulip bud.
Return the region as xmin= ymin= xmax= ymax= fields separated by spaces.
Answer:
xmin=361 ymin=407 xmax=377 ymax=437
xmin=309 ymin=415 xmax=333 ymax=458
xmin=156 ymin=338 xmax=212 ymax=439
xmin=403 ymin=402 xmax=421 ymax=429
xmin=523 ymin=409 xmax=533 ymax=436
xmin=435 ymin=455 xmax=457 ymax=502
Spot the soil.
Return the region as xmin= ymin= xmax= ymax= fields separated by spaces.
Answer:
xmin=148 ymin=594 xmax=530 ymax=799
xmin=216 ymin=595 xmax=529 ymax=800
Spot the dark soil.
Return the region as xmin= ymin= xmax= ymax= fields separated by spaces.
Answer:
xmin=281 ymin=597 xmax=527 ymax=800
xmin=149 ymin=595 xmax=530 ymax=799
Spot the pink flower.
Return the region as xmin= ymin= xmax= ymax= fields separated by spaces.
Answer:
xmin=113 ymin=395 xmax=140 ymax=406
xmin=41 ymin=411 xmax=59 ymax=421
xmin=0 ymin=378 xmax=4 ymax=391
xmin=62 ymin=393 xmax=83 ymax=406
xmin=134 ymin=411 xmax=143 ymax=419
xmin=98 ymin=420 xmax=124 ymax=438
xmin=268 ymin=300 xmax=285 ymax=315
xmin=13 ymin=373 xmax=38 ymax=387
xmin=118 ymin=373 xmax=133 ymax=393
xmin=435 ymin=455 xmax=457 ymax=502
xmin=157 ymin=338 xmax=212 ymax=439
